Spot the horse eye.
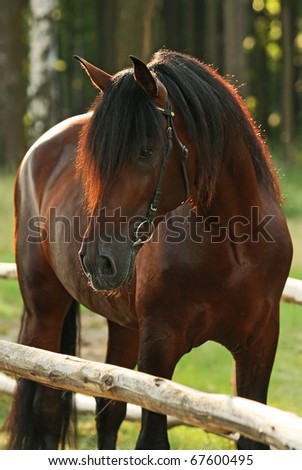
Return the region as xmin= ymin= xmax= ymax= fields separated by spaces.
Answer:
xmin=139 ymin=148 xmax=153 ymax=160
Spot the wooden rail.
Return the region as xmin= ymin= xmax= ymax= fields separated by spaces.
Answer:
xmin=0 ymin=263 xmax=17 ymax=280
xmin=0 ymin=371 xmax=182 ymax=428
xmin=282 ymin=277 xmax=302 ymax=305
xmin=1 ymin=340 xmax=302 ymax=449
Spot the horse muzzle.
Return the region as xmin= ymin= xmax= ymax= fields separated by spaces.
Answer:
xmin=79 ymin=244 xmax=136 ymax=291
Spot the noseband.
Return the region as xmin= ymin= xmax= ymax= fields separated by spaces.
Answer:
xmin=133 ymin=99 xmax=190 ymax=247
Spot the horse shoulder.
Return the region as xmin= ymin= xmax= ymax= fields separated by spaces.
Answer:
xmin=16 ymin=113 xmax=91 ymax=209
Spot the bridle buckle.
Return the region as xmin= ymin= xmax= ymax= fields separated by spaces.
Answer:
xmin=133 ymin=219 xmax=156 ymax=247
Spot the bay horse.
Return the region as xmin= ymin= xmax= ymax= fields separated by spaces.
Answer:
xmin=8 ymin=50 xmax=292 ymax=450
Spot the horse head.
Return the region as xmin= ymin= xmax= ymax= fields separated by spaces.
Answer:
xmin=76 ymin=55 xmax=195 ymax=291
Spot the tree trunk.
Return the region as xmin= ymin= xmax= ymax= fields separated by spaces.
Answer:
xmin=223 ymin=0 xmax=247 ymax=90
xmin=281 ymin=0 xmax=294 ymax=162
xmin=96 ymin=0 xmax=118 ymax=73
xmin=113 ymin=0 xmax=161 ymax=69
xmin=0 ymin=0 xmax=25 ymax=168
xmin=27 ymin=0 xmax=60 ymax=143
xmin=199 ymin=0 xmax=222 ymax=68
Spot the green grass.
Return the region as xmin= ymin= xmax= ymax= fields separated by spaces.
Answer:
xmin=0 ymin=165 xmax=302 ymax=449
xmin=287 ymin=219 xmax=302 ymax=279
xmin=0 ymin=173 xmax=15 ymax=262
xmin=278 ymin=162 xmax=302 ymax=219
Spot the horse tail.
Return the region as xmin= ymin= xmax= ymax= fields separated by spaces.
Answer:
xmin=7 ymin=301 xmax=80 ymax=449
xmin=59 ymin=300 xmax=81 ymax=449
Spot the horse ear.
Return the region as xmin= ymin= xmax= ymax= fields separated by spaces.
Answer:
xmin=129 ymin=55 xmax=158 ymax=98
xmin=74 ymin=55 xmax=112 ymax=91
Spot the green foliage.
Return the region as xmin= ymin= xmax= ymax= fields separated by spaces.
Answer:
xmin=1 ymin=0 xmax=302 ymax=168
xmin=278 ymin=164 xmax=302 ymax=219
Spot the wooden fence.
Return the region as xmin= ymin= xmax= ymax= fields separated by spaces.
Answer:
xmin=1 ymin=262 xmax=302 ymax=449
xmin=1 ymin=340 xmax=302 ymax=449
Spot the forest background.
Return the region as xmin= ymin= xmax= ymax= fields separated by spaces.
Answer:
xmin=0 ymin=0 xmax=302 ymax=169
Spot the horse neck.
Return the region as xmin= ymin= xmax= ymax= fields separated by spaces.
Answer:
xmin=199 ymin=136 xmax=263 ymax=222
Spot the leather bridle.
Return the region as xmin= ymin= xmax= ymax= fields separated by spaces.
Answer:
xmin=133 ymin=98 xmax=190 ymax=247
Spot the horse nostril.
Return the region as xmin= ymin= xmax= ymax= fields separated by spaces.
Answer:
xmin=100 ymin=255 xmax=117 ymax=277
xmin=79 ymin=252 xmax=91 ymax=277
xmin=79 ymin=250 xmax=117 ymax=281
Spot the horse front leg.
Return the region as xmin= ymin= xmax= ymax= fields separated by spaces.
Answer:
xmin=95 ymin=321 xmax=139 ymax=449
xmin=232 ymin=309 xmax=279 ymax=450
xmin=135 ymin=323 xmax=186 ymax=450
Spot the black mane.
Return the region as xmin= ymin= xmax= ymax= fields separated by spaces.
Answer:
xmin=79 ymin=50 xmax=279 ymax=206
xmin=86 ymin=68 xmax=165 ymax=182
